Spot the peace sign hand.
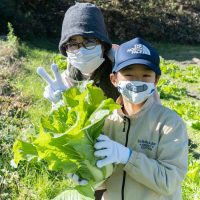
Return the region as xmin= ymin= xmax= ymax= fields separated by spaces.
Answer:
xmin=37 ymin=63 xmax=68 ymax=103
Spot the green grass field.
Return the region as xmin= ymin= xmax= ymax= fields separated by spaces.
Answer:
xmin=0 ymin=36 xmax=200 ymax=199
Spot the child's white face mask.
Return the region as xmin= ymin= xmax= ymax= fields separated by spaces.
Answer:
xmin=117 ymin=81 xmax=155 ymax=104
xmin=67 ymin=45 xmax=105 ymax=74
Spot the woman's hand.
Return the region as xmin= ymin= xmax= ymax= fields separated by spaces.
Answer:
xmin=37 ymin=63 xmax=68 ymax=103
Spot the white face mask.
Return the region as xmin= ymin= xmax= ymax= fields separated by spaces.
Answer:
xmin=67 ymin=45 xmax=105 ymax=74
xmin=117 ymin=81 xmax=155 ymax=104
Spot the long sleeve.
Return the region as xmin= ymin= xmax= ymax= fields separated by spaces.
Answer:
xmin=124 ymin=115 xmax=188 ymax=196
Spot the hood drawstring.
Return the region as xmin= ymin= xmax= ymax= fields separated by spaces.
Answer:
xmin=123 ymin=116 xmax=126 ymax=132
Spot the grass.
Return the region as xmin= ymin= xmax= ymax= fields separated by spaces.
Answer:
xmin=0 ymin=36 xmax=69 ymax=199
xmin=0 ymin=36 xmax=200 ymax=199
xmin=13 ymin=41 xmax=58 ymax=125
xmin=154 ymin=41 xmax=200 ymax=61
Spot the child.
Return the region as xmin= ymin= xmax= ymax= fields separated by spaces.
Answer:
xmin=94 ymin=37 xmax=188 ymax=200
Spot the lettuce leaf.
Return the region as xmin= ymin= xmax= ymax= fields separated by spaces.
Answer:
xmin=12 ymin=82 xmax=120 ymax=199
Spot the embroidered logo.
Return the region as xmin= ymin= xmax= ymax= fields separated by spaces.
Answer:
xmin=127 ymin=44 xmax=150 ymax=55
xmin=138 ymin=139 xmax=156 ymax=151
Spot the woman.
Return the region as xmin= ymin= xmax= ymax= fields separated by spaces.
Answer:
xmin=38 ymin=2 xmax=119 ymax=108
xmin=37 ymin=2 xmax=118 ymax=200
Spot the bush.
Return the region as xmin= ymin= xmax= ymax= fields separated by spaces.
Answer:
xmin=1 ymin=0 xmax=200 ymax=43
xmin=0 ymin=23 xmax=21 ymax=80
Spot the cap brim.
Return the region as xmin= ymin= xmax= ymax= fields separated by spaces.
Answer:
xmin=112 ymin=59 xmax=161 ymax=75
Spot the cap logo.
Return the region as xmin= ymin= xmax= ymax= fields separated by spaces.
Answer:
xmin=127 ymin=44 xmax=150 ymax=55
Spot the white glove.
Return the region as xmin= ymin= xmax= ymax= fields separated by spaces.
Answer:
xmin=37 ymin=63 xmax=68 ymax=103
xmin=67 ymin=173 xmax=88 ymax=186
xmin=94 ymin=134 xmax=131 ymax=168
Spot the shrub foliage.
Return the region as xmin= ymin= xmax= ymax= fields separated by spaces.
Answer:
xmin=1 ymin=0 xmax=200 ymax=43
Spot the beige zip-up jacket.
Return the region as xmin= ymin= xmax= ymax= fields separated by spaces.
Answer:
xmin=102 ymin=95 xmax=188 ymax=200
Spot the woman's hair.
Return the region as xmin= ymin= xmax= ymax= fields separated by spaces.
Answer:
xmin=67 ymin=54 xmax=119 ymax=100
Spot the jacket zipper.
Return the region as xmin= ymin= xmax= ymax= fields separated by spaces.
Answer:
xmin=121 ymin=116 xmax=131 ymax=200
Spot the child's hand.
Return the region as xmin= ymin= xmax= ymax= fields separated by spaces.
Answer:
xmin=37 ymin=63 xmax=68 ymax=103
xmin=67 ymin=173 xmax=88 ymax=186
xmin=94 ymin=134 xmax=132 ymax=168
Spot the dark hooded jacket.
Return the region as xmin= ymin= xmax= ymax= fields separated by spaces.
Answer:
xmin=66 ymin=55 xmax=119 ymax=100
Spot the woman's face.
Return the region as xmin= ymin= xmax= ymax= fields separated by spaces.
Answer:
xmin=64 ymin=35 xmax=105 ymax=53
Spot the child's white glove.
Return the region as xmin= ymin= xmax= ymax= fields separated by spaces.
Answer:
xmin=94 ymin=134 xmax=131 ymax=168
xmin=67 ymin=173 xmax=88 ymax=186
xmin=37 ymin=63 xmax=68 ymax=103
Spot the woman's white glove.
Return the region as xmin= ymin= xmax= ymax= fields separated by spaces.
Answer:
xmin=37 ymin=63 xmax=68 ymax=103
xmin=67 ymin=173 xmax=88 ymax=186
xmin=94 ymin=134 xmax=131 ymax=168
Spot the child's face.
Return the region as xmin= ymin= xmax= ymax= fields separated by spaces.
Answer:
xmin=110 ymin=64 xmax=159 ymax=87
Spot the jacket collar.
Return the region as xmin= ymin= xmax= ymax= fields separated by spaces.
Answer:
xmin=116 ymin=93 xmax=155 ymax=119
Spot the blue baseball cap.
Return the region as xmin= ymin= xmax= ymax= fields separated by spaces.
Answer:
xmin=112 ymin=37 xmax=161 ymax=75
